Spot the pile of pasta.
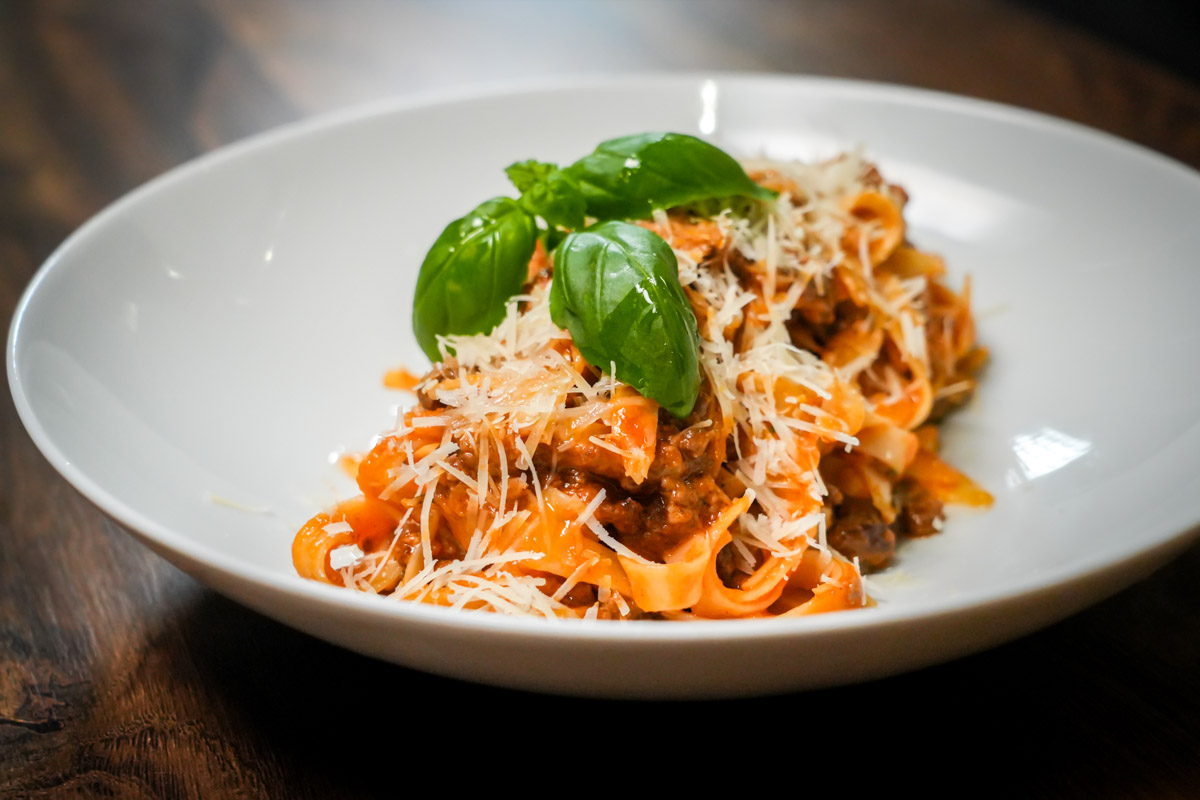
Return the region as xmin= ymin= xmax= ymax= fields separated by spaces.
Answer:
xmin=293 ymin=151 xmax=992 ymax=619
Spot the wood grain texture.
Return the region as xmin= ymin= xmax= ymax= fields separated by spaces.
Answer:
xmin=2 ymin=1 xmax=1199 ymax=796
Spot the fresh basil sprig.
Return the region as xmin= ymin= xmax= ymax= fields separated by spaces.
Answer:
xmin=411 ymin=131 xmax=771 ymax=416
xmin=563 ymin=132 xmax=776 ymax=220
xmin=505 ymin=160 xmax=587 ymax=232
xmin=549 ymin=221 xmax=701 ymax=418
xmin=411 ymin=196 xmax=536 ymax=360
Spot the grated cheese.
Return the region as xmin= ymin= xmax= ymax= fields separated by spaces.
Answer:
xmin=295 ymin=149 xmax=978 ymax=619
xmin=329 ymin=543 xmax=364 ymax=570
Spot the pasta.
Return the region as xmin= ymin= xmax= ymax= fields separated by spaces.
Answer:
xmin=293 ymin=148 xmax=992 ymax=620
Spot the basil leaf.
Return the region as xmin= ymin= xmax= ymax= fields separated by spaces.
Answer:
xmin=505 ymin=159 xmax=587 ymax=231
xmin=550 ymin=221 xmax=700 ymax=418
xmin=563 ymin=132 xmax=776 ymax=220
xmin=505 ymin=159 xmax=557 ymax=192
xmin=412 ymin=197 xmax=536 ymax=361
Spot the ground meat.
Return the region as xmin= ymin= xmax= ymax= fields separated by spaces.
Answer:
xmin=616 ymin=475 xmax=726 ymax=562
xmin=548 ymin=467 xmax=725 ymax=564
xmin=643 ymin=409 xmax=722 ymax=487
xmin=827 ymin=498 xmax=896 ymax=571
xmin=431 ymin=529 xmax=463 ymax=560
xmin=544 ymin=436 xmax=628 ymax=483
xmin=787 ymin=283 xmax=870 ymax=353
xmin=792 ymin=281 xmax=837 ymax=333
xmin=416 ymin=360 xmax=459 ymax=409
xmin=594 ymin=494 xmax=644 ymax=536
xmin=891 ymin=480 xmax=944 ymax=538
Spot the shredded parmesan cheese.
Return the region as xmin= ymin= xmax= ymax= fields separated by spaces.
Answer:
xmin=289 ymin=148 xmax=990 ymax=621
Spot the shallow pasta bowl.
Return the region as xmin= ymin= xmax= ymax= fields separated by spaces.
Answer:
xmin=9 ymin=74 xmax=1200 ymax=699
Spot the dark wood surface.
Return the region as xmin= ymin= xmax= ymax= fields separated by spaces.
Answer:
xmin=3 ymin=1 xmax=1199 ymax=796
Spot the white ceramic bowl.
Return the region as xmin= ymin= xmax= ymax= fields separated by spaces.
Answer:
xmin=10 ymin=74 xmax=1200 ymax=699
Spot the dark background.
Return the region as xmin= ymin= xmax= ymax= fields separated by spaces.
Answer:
xmin=3 ymin=1 xmax=1199 ymax=797
xmin=1024 ymin=0 xmax=1196 ymax=81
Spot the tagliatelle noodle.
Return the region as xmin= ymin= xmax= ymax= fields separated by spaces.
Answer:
xmin=292 ymin=150 xmax=992 ymax=619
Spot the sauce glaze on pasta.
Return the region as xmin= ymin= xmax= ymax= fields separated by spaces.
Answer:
xmin=293 ymin=151 xmax=992 ymax=619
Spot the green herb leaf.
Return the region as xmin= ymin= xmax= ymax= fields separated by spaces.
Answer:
xmin=549 ymin=220 xmax=701 ymax=417
xmin=505 ymin=159 xmax=587 ymax=231
xmin=504 ymin=159 xmax=557 ymax=193
xmin=411 ymin=197 xmax=536 ymax=361
xmin=563 ymin=132 xmax=776 ymax=220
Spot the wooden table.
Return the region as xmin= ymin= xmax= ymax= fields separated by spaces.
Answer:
xmin=3 ymin=1 xmax=1198 ymax=795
